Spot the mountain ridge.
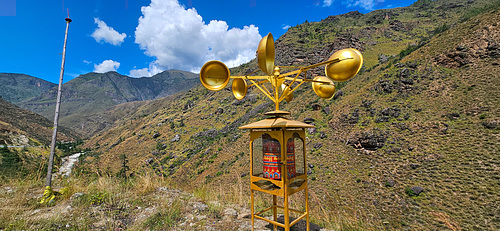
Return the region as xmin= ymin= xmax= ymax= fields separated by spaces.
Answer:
xmin=14 ymin=70 xmax=199 ymax=137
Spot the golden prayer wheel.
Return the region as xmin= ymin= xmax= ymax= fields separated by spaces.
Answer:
xmin=199 ymin=32 xmax=363 ymax=230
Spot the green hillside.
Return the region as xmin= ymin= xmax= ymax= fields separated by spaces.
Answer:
xmin=0 ymin=73 xmax=56 ymax=104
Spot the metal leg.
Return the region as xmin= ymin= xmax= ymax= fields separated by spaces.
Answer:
xmin=305 ymin=186 xmax=310 ymax=231
xmin=273 ymin=195 xmax=277 ymax=231
xmin=251 ymin=190 xmax=255 ymax=231
xmin=284 ymin=189 xmax=290 ymax=231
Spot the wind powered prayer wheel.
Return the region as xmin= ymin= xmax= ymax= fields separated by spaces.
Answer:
xmin=199 ymin=33 xmax=362 ymax=231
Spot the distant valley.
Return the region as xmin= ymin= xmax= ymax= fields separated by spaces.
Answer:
xmin=0 ymin=70 xmax=199 ymax=138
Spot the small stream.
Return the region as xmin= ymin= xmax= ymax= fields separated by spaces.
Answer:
xmin=58 ymin=152 xmax=84 ymax=177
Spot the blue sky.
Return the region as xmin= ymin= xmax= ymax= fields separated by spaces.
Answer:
xmin=0 ymin=0 xmax=416 ymax=83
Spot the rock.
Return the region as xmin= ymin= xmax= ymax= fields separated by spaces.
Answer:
xmin=308 ymin=163 xmax=315 ymax=169
xmin=153 ymin=132 xmax=161 ymax=139
xmin=193 ymin=129 xmax=218 ymax=139
xmin=216 ymin=108 xmax=224 ymax=115
xmin=375 ymin=116 xmax=390 ymax=123
xmin=482 ymin=120 xmax=499 ymax=129
xmin=238 ymin=208 xmax=251 ymax=219
xmin=145 ymin=158 xmax=153 ymax=165
xmin=333 ymin=90 xmax=344 ymax=100
xmin=319 ymin=131 xmax=327 ymax=139
xmin=190 ymin=201 xmax=208 ymax=212
xmin=378 ymin=54 xmax=389 ymax=63
xmin=184 ymin=100 xmax=195 ymax=110
xmin=411 ymin=186 xmax=424 ymax=196
xmin=386 ymin=179 xmax=395 ymax=187
xmin=307 ymin=169 xmax=313 ymax=175
xmin=265 ymin=215 xmax=323 ymax=230
xmin=312 ymin=103 xmax=322 ymax=111
xmin=307 ymin=127 xmax=317 ymax=135
xmin=171 ymin=134 xmax=180 ymax=142
xmin=223 ymin=208 xmax=238 ymax=219
xmin=313 ymin=143 xmax=323 ymax=150
xmin=70 ymin=192 xmax=84 ymax=200
xmin=61 ymin=205 xmax=72 ymax=214
xmin=322 ymin=106 xmax=330 ymax=115
xmin=445 ymin=112 xmax=460 ymax=120
xmin=303 ymin=117 xmax=315 ymax=124
xmin=348 ymin=130 xmax=387 ymax=150
xmin=361 ymin=100 xmax=373 ymax=108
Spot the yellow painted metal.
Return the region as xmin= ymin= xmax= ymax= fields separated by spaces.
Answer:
xmin=312 ymin=76 xmax=336 ymax=99
xmin=232 ymin=78 xmax=247 ymax=100
xmin=199 ymin=33 xmax=362 ymax=112
xmin=242 ymin=117 xmax=310 ymax=231
xmin=199 ymin=60 xmax=230 ymax=91
xmin=39 ymin=186 xmax=56 ymax=204
xmin=325 ymin=48 xmax=363 ymax=82
xmin=282 ymin=84 xmax=293 ymax=103
xmin=257 ymin=33 xmax=275 ymax=75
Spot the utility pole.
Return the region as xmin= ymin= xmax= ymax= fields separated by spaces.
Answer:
xmin=42 ymin=15 xmax=72 ymax=204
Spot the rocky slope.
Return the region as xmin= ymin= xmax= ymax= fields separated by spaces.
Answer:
xmin=17 ymin=70 xmax=199 ymax=138
xmin=0 ymin=98 xmax=76 ymax=146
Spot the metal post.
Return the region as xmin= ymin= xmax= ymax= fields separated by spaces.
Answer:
xmin=45 ymin=17 xmax=72 ymax=188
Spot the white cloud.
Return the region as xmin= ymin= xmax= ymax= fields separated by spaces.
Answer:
xmin=129 ymin=62 xmax=163 ymax=77
xmin=134 ymin=0 xmax=262 ymax=72
xmin=94 ymin=60 xmax=120 ymax=73
xmin=345 ymin=0 xmax=384 ymax=10
xmin=282 ymin=24 xmax=291 ymax=30
xmin=323 ymin=0 xmax=333 ymax=7
xmin=83 ymin=60 xmax=91 ymax=64
xmin=91 ymin=18 xmax=127 ymax=46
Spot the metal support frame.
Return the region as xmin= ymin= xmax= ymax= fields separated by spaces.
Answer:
xmin=248 ymin=127 xmax=310 ymax=231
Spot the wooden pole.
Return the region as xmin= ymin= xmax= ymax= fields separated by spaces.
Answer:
xmin=45 ymin=17 xmax=72 ymax=188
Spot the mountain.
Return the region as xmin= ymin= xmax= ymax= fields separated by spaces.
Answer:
xmin=0 ymin=73 xmax=57 ymax=104
xmin=0 ymin=98 xmax=77 ymax=146
xmin=79 ymin=0 xmax=499 ymax=230
xmin=18 ymin=70 xmax=199 ymax=138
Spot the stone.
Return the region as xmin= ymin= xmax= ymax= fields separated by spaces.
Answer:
xmin=70 ymin=192 xmax=84 ymax=200
xmin=216 ymin=108 xmax=224 ymax=115
xmin=303 ymin=117 xmax=315 ymax=124
xmin=411 ymin=186 xmax=424 ymax=196
xmin=153 ymin=132 xmax=161 ymax=139
xmin=348 ymin=130 xmax=387 ymax=150
xmin=265 ymin=215 xmax=323 ymax=230
xmin=223 ymin=208 xmax=238 ymax=219
xmin=171 ymin=134 xmax=180 ymax=142
xmin=333 ymin=90 xmax=344 ymax=100
xmin=322 ymin=106 xmax=330 ymax=115
xmin=307 ymin=127 xmax=317 ymax=135
xmin=378 ymin=54 xmax=389 ymax=64
xmin=190 ymin=201 xmax=208 ymax=212
xmin=313 ymin=143 xmax=323 ymax=150
xmin=482 ymin=120 xmax=499 ymax=129
xmin=312 ymin=103 xmax=322 ymax=111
